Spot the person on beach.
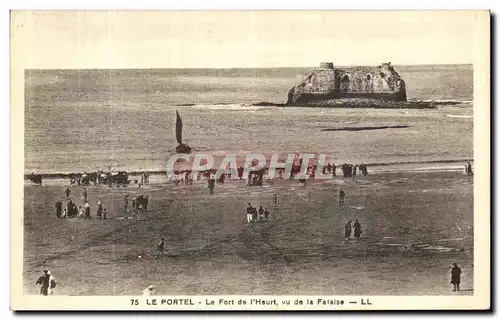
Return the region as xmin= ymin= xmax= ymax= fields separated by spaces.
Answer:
xmin=97 ymin=201 xmax=103 ymax=218
xmin=352 ymin=165 xmax=357 ymax=177
xmin=332 ymin=163 xmax=336 ymax=176
xmin=55 ymin=202 xmax=62 ymax=218
xmin=102 ymin=208 xmax=107 ymax=220
xmin=83 ymin=188 xmax=88 ymax=202
xmin=67 ymin=200 xmax=73 ymax=217
xmin=467 ymin=162 xmax=473 ymax=176
xmin=353 ymin=220 xmax=362 ymax=239
xmin=142 ymin=285 xmax=155 ymax=296
xmin=272 ymin=193 xmax=278 ymax=208
xmin=339 ymin=188 xmax=345 ymax=205
xmin=36 ymin=270 xmax=56 ymax=296
xmin=258 ymin=206 xmax=265 ymax=221
xmin=264 ymin=208 xmax=270 ymax=221
xmin=78 ymin=206 xmax=84 ymax=218
xmin=246 ymin=203 xmax=253 ymax=222
xmin=252 ymin=206 xmax=258 ymax=222
xmin=64 ymin=187 xmax=71 ymax=200
xmin=345 ymin=220 xmax=352 ymax=240
xmin=208 ymin=178 xmax=215 ymax=194
xmin=156 ymin=238 xmax=166 ymax=257
xmin=84 ymin=202 xmax=91 ymax=219
xmin=144 ymin=195 xmax=149 ymax=211
xmin=451 ymin=263 xmax=462 ymax=291
xmin=124 ymin=195 xmax=129 ymax=212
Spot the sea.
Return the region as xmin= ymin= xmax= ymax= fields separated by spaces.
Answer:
xmin=24 ymin=64 xmax=473 ymax=174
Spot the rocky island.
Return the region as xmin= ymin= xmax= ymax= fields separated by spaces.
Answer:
xmin=285 ymin=62 xmax=434 ymax=109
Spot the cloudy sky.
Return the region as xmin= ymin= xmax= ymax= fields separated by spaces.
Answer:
xmin=11 ymin=10 xmax=487 ymax=69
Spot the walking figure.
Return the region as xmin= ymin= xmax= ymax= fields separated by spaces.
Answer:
xmin=35 ymin=270 xmax=56 ymax=295
xmin=156 ymin=238 xmax=166 ymax=257
xmin=451 ymin=263 xmax=462 ymax=291
xmin=339 ymin=188 xmax=345 ymax=205
xmin=272 ymin=193 xmax=277 ymax=208
xmin=246 ymin=203 xmax=253 ymax=223
xmin=124 ymin=195 xmax=129 ymax=212
xmin=64 ymin=187 xmax=71 ymax=199
xmin=344 ymin=220 xmax=352 ymax=240
xmin=84 ymin=202 xmax=91 ymax=219
xmin=353 ymin=220 xmax=362 ymax=239
xmin=264 ymin=208 xmax=270 ymax=221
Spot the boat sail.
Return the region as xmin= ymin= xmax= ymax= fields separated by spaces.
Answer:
xmin=175 ymin=110 xmax=192 ymax=154
xmin=176 ymin=110 xmax=183 ymax=145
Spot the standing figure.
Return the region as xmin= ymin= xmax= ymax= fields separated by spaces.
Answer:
xmin=264 ymin=208 xmax=270 ymax=221
xmin=64 ymin=187 xmax=71 ymax=199
xmin=258 ymin=206 xmax=264 ymax=221
xmin=353 ymin=220 xmax=362 ymax=239
xmin=55 ymin=202 xmax=62 ymax=218
xmin=332 ymin=164 xmax=336 ymax=176
xmin=124 ymin=195 xmax=129 ymax=212
xmin=344 ymin=220 xmax=352 ymax=240
xmin=208 ymin=178 xmax=215 ymax=194
xmin=97 ymin=201 xmax=103 ymax=218
xmin=339 ymin=188 xmax=345 ymax=205
xmin=84 ymin=202 xmax=91 ymax=219
xmin=35 ymin=270 xmax=55 ymax=296
xmin=246 ymin=203 xmax=253 ymax=223
xmin=272 ymin=193 xmax=278 ymax=208
xmin=252 ymin=206 xmax=258 ymax=222
xmin=157 ymin=238 xmax=166 ymax=257
xmin=102 ymin=208 xmax=107 ymax=220
xmin=83 ymin=188 xmax=88 ymax=203
xmin=451 ymin=263 xmax=462 ymax=291
xmin=78 ymin=206 xmax=84 ymax=218
xmin=144 ymin=195 xmax=149 ymax=211
xmin=467 ymin=162 xmax=473 ymax=176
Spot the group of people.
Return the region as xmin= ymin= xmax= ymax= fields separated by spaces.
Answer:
xmin=340 ymin=163 xmax=368 ymax=178
xmin=69 ymin=170 xmax=130 ymax=186
xmin=57 ymin=188 xmax=108 ymax=219
xmin=344 ymin=220 xmax=363 ymax=240
xmin=246 ymin=203 xmax=271 ymax=222
xmin=124 ymin=194 xmax=150 ymax=213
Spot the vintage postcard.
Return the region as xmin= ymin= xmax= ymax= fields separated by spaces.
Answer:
xmin=10 ymin=10 xmax=490 ymax=310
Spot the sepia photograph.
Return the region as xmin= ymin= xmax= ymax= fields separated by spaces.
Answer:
xmin=10 ymin=10 xmax=490 ymax=310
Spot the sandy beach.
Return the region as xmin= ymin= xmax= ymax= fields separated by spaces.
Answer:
xmin=23 ymin=169 xmax=473 ymax=295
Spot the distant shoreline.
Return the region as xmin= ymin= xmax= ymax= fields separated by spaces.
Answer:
xmin=24 ymin=158 xmax=473 ymax=180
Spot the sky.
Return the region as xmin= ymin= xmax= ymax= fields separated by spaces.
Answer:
xmin=11 ymin=10 xmax=486 ymax=69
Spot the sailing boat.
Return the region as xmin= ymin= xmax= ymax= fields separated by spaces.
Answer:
xmin=175 ymin=110 xmax=192 ymax=154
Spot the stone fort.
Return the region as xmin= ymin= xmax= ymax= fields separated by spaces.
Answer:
xmin=287 ymin=62 xmax=407 ymax=106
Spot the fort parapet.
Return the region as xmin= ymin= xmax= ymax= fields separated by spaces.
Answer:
xmin=287 ymin=62 xmax=407 ymax=106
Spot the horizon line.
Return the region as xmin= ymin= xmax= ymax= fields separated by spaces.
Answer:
xmin=25 ymin=63 xmax=473 ymax=71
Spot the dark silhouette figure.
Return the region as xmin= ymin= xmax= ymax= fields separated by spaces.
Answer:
xmin=264 ymin=208 xmax=270 ymax=221
xmin=353 ymin=220 xmax=362 ymax=239
xmin=344 ymin=220 xmax=352 ymax=240
xmin=258 ymin=206 xmax=264 ymax=221
xmin=35 ymin=270 xmax=55 ymax=295
xmin=451 ymin=263 xmax=462 ymax=291
xmin=55 ymin=202 xmax=62 ymax=218
xmin=339 ymin=188 xmax=345 ymax=205
xmin=64 ymin=187 xmax=71 ymax=199
xmin=157 ymin=238 xmax=166 ymax=257
xmin=467 ymin=162 xmax=473 ymax=176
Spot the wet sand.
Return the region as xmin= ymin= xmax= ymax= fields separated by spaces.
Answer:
xmin=23 ymin=170 xmax=473 ymax=295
